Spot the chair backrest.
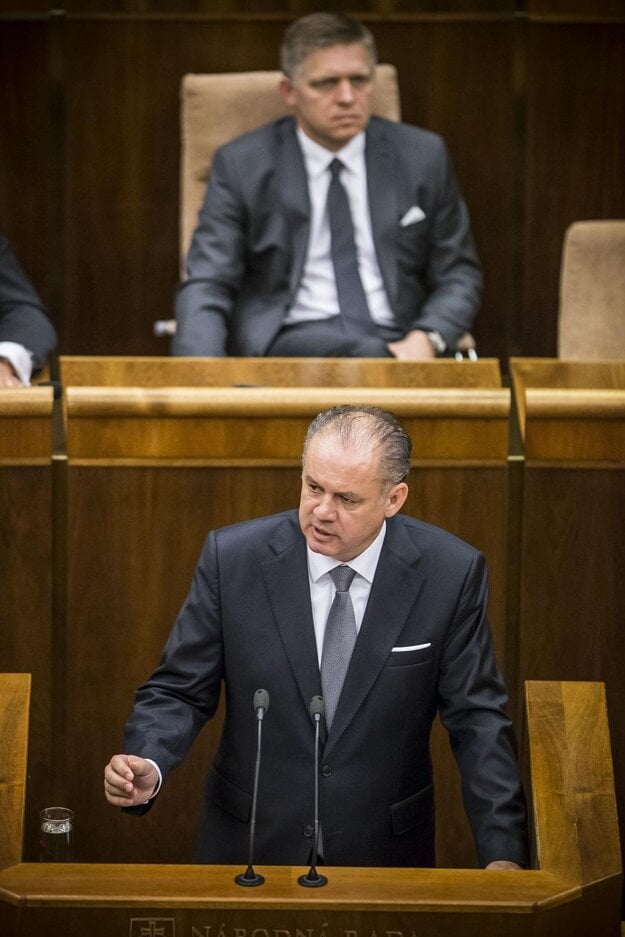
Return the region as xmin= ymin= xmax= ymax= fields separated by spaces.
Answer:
xmin=557 ymin=220 xmax=625 ymax=359
xmin=179 ymin=66 xmax=401 ymax=271
xmin=0 ymin=673 xmax=31 ymax=869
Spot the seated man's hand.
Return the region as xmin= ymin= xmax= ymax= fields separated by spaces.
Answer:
xmin=387 ymin=329 xmax=437 ymax=360
xmin=104 ymin=754 xmax=159 ymax=807
xmin=0 ymin=359 xmax=22 ymax=386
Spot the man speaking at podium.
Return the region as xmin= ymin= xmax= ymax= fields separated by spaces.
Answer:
xmin=105 ymin=406 xmax=527 ymax=872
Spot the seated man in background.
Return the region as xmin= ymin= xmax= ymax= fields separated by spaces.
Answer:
xmin=0 ymin=230 xmax=57 ymax=386
xmin=173 ymin=12 xmax=482 ymax=360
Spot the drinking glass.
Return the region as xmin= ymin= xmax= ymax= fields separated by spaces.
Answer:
xmin=39 ymin=807 xmax=74 ymax=861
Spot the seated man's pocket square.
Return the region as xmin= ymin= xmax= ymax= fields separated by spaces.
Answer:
xmin=399 ymin=206 xmax=426 ymax=227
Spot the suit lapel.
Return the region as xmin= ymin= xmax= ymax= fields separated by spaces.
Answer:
xmin=323 ymin=519 xmax=425 ymax=756
xmin=261 ymin=515 xmax=322 ymax=717
xmin=366 ymin=119 xmax=400 ymax=305
xmin=276 ymin=119 xmax=311 ymax=301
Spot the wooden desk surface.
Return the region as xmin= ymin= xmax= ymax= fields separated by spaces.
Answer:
xmin=0 ymin=387 xmax=53 ymax=461
xmin=509 ymin=358 xmax=625 ymax=461
xmin=63 ymin=386 xmax=510 ymax=463
xmin=59 ymin=356 xmax=503 ymax=389
xmin=0 ymin=862 xmax=578 ymax=912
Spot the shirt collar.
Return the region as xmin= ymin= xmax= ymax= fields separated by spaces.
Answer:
xmin=296 ymin=126 xmax=366 ymax=180
xmin=307 ymin=520 xmax=386 ymax=585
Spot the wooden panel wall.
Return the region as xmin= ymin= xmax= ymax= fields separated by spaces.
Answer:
xmin=1 ymin=2 xmax=624 ymax=363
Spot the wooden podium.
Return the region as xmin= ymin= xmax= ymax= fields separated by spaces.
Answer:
xmin=0 ymin=675 xmax=621 ymax=937
xmin=52 ymin=356 xmax=510 ymax=870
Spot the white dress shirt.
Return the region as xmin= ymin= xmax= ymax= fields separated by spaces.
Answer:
xmin=284 ymin=129 xmax=395 ymax=328
xmin=146 ymin=521 xmax=388 ymax=801
xmin=306 ymin=521 xmax=387 ymax=664
xmin=0 ymin=341 xmax=33 ymax=384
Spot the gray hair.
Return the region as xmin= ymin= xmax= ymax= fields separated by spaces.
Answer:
xmin=302 ymin=405 xmax=412 ymax=489
xmin=280 ymin=13 xmax=377 ymax=80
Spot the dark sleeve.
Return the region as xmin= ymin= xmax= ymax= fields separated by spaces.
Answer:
xmin=0 ymin=232 xmax=57 ymax=370
xmin=437 ymin=550 xmax=529 ymax=868
xmin=413 ymin=138 xmax=483 ymax=349
xmin=123 ymin=531 xmax=224 ymax=807
xmin=173 ymin=145 xmax=247 ymax=356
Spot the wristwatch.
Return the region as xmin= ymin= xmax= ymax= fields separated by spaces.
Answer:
xmin=426 ymin=331 xmax=447 ymax=356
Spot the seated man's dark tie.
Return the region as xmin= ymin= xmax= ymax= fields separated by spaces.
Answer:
xmin=327 ymin=158 xmax=377 ymax=336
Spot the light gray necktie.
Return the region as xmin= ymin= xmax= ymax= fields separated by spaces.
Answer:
xmin=321 ymin=565 xmax=357 ymax=729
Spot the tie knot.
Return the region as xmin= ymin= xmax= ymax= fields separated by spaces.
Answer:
xmin=329 ymin=564 xmax=356 ymax=593
xmin=329 ymin=158 xmax=344 ymax=182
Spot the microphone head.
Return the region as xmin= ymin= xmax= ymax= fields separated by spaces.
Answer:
xmin=254 ymin=688 xmax=270 ymax=713
xmin=309 ymin=695 xmax=325 ymax=720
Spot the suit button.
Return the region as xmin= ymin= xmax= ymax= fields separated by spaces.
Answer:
xmin=303 ymin=825 xmax=314 ymax=838
xmin=322 ymin=764 xmax=332 ymax=777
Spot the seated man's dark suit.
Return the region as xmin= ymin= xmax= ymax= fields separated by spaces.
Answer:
xmin=173 ymin=116 xmax=482 ymax=357
xmin=123 ymin=510 xmax=528 ymax=869
xmin=0 ymin=232 xmax=57 ymax=372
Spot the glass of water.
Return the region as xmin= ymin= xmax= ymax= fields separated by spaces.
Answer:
xmin=39 ymin=807 xmax=74 ymax=861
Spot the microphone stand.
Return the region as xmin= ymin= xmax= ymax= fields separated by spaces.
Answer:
xmin=235 ymin=690 xmax=269 ymax=886
xmin=298 ymin=696 xmax=328 ymax=887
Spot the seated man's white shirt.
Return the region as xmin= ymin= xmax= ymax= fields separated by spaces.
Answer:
xmin=284 ymin=129 xmax=395 ymax=328
xmin=0 ymin=341 xmax=32 ymax=384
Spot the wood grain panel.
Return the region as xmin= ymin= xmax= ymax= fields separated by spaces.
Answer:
xmin=522 ymin=21 xmax=625 ymax=356
xmin=0 ymin=387 xmax=54 ymax=862
xmin=529 ymin=0 xmax=625 ymax=15
xmin=0 ymin=674 xmax=31 ymax=870
xmin=527 ymin=681 xmax=620 ymax=885
xmin=59 ymin=355 xmax=503 ymax=388
xmin=0 ymin=468 xmax=54 ymax=862
xmin=0 ymin=21 xmax=55 ymax=324
xmin=518 ymin=469 xmax=625 ymax=912
xmin=0 ymin=388 xmax=53 ymax=461
xmin=525 ymin=680 xmax=621 ymax=931
xmin=510 ymin=358 xmax=625 ymax=458
xmin=63 ymin=386 xmax=510 ymax=462
xmin=62 ymin=17 xmax=285 ymax=356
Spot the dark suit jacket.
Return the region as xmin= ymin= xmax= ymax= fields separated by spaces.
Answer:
xmin=124 ymin=511 xmax=527 ymax=869
xmin=0 ymin=232 xmax=57 ymax=371
xmin=173 ymin=116 xmax=482 ymax=357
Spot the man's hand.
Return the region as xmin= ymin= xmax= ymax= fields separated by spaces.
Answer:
xmin=0 ymin=359 xmax=22 ymax=386
xmin=104 ymin=754 xmax=159 ymax=807
xmin=387 ymin=329 xmax=436 ymax=360
xmin=485 ymin=860 xmax=523 ymax=870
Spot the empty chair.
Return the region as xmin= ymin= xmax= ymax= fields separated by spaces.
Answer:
xmin=558 ymin=220 xmax=625 ymax=359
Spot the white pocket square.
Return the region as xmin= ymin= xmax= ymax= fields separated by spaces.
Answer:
xmin=391 ymin=643 xmax=431 ymax=652
xmin=399 ymin=206 xmax=426 ymax=227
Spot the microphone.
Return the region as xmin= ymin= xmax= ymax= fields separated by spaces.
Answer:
xmin=298 ymin=695 xmax=328 ymax=887
xmin=235 ymin=689 xmax=270 ymax=886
